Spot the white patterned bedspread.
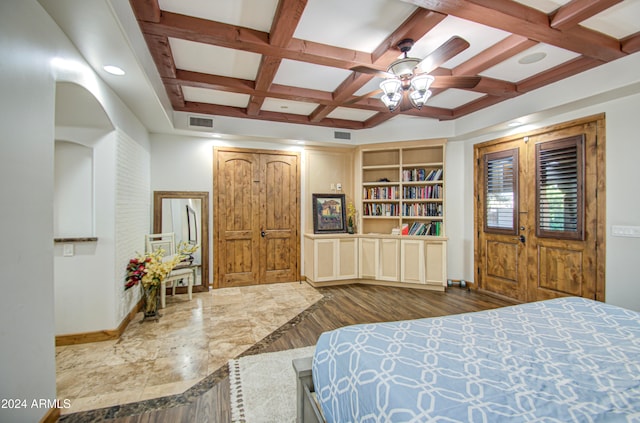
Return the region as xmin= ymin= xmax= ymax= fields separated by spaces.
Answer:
xmin=312 ymin=297 xmax=640 ymax=422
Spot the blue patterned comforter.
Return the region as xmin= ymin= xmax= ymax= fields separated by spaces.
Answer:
xmin=313 ymin=297 xmax=640 ymax=422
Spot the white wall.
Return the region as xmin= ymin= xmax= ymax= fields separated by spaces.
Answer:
xmin=54 ymin=140 xmax=94 ymax=237
xmin=0 ymin=3 xmax=58 ymax=421
xmin=0 ymin=2 xmax=151 ymax=421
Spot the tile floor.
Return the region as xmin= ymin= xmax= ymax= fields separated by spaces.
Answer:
xmin=55 ymin=282 xmax=323 ymax=415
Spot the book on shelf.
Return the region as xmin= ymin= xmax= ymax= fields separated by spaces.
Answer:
xmin=402 ymin=168 xmax=443 ymax=182
xmin=406 ymin=221 xmax=443 ymax=236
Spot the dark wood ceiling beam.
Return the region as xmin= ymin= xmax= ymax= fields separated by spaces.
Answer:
xmin=550 ymin=0 xmax=623 ymax=31
xmin=168 ymin=70 xmax=335 ymax=104
xmin=471 ymin=78 xmax=518 ymax=97
xmin=362 ymin=113 xmax=396 ymax=128
xmin=142 ymin=33 xmax=177 ymax=79
xmin=247 ymin=56 xmax=281 ymax=116
xmin=247 ymin=0 xmax=308 ymax=116
xmin=453 ymin=34 xmax=537 ymax=76
xmin=269 ymin=0 xmax=308 ymax=47
xmin=399 ymin=0 xmax=625 ymax=62
xmin=165 ymin=84 xmax=185 ymax=109
xmin=622 ymin=32 xmax=640 ymax=54
xmin=129 ymin=0 xmax=161 ymax=23
xmin=310 ymin=9 xmax=447 ymax=123
xmin=138 ymin=12 xmax=375 ymax=70
xmin=176 ymin=102 xmax=366 ymax=130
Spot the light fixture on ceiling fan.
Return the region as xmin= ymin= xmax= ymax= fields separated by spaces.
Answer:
xmin=351 ymin=36 xmax=481 ymax=113
xmin=379 ymin=39 xmax=435 ymax=111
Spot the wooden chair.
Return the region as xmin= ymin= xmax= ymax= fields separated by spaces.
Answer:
xmin=145 ymin=233 xmax=193 ymax=308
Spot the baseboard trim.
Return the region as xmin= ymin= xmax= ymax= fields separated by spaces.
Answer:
xmin=39 ymin=406 xmax=60 ymax=423
xmin=306 ymin=278 xmax=445 ymax=292
xmin=55 ymin=298 xmax=143 ymax=346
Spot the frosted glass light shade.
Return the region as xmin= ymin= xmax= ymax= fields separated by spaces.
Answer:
xmin=410 ymin=74 xmax=434 ymax=91
xmin=381 ymin=91 xmax=402 ymax=111
xmin=380 ymin=78 xmax=402 ymax=96
xmin=409 ymin=89 xmax=432 ymax=109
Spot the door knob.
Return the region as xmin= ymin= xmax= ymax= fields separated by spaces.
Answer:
xmin=514 ymin=235 xmax=525 ymax=243
xmin=261 ymin=230 xmax=266 ymax=238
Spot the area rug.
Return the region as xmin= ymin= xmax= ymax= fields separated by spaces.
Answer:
xmin=229 ymin=345 xmax=316 ymax=423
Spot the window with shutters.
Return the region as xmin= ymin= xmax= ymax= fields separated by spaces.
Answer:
xmin=536 ymin=135 xmax=584 ymax=240
xmin=484 ymin=149 xmax=518 ymax=234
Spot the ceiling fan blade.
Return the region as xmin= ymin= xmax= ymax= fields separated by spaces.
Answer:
xmin=417 ymin=36 xmax=471 ymax=73
xmin=345 ymin=88 xmax=383 ymax=105
xmin=431 ymin=75 xmax=481 ymax=89
xmin=350 ymin=66 xmax=393 ymax=78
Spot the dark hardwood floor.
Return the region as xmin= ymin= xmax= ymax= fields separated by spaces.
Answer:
xmin=74 ymin=284 xmax=517 ymax=422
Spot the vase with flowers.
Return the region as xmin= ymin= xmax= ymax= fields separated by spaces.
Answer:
xmin=346 ymin=201 xmax=357 ymax=234
xmin=125 ymin=249 xmax=182 ymax=320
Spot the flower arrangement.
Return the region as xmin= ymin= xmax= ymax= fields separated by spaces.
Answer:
xmin=177 ymin=241 xmax=199 ymax=256
xmin=125 ymin=249 xmax=182 ymax=290
xmin=346 ymin=201 xmax=357 ymax=233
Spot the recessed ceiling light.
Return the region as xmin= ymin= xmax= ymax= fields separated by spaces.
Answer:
xmin=518 ymin=52 xmax=546 ymax=65
xmin=103 ymin=65 xmax=125 ymax=75
xmin=508 ymin=121 xmax=523 ymax=127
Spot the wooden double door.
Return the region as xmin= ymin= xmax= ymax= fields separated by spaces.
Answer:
xmin=214 ymin=148 xmax=300 ymax=288
xmin=474 ymin=116 xmax=605 ymax=302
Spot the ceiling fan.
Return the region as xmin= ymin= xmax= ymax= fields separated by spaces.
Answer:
xmin=351 ymin=36 xmax=481 ymax=111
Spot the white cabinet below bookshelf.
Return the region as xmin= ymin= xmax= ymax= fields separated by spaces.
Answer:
xmin=304 ymin=235 xmax=358 ymax=283
xmin=305 ymin=234 xmax=447 ymax=291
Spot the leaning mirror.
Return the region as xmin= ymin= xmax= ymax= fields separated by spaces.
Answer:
xmin=153 ymin=191 xmax=209 ymax=290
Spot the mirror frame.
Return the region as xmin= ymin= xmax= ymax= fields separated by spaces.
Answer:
xmin=153 ymin=191 xmax=210 ymax=290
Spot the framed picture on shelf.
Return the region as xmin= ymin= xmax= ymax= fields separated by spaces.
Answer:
xmin=312 ymin=193 xmax=347 ymax=234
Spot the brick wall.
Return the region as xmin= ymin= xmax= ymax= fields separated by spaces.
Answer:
xmin=114 ymin=130 xmax=150 ymax=323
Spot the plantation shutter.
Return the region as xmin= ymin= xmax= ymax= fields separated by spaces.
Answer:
xmin=484 ymin=149 xmax=518 ymax=234
xmin=535 ymin=135 xmax=584 ymax=240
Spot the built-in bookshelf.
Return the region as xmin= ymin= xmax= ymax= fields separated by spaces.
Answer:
xmin=360 ymin=143 xmax=445 ymax=237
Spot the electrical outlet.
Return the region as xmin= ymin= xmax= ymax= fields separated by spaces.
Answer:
xmin=330 ymin=183 xmax=335 ymax=191
xmin=63 ymin=244 xmax=74 ymax=257
xmin=612 ymin=225 xmax=640 ymax=237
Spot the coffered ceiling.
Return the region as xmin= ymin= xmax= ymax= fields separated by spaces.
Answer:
xmin=128 ymin=0 xmax=640 ymax=131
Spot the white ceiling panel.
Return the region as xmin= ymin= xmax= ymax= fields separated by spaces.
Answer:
xmin=273 ymin=59 xmax=352 ymax=91
xmin=182 ymin=86 xmax=250 ymax=108
xmin=581 ymin=1 xmax=640 ymax=39
xmin=293 ymin=0 xmax=416 ymax=52
xmin=169 ymin=38 xmax=261 ymax=80
xmin=327 ymin=107 xmax=378 ymax=122
xmin=480 ymin=44 xmax=580 ymax=83
xmin=354 ymin=78 xmax=384 ymax=97
xmin=261 ymin=98 xmax=318 ymax=115
xmin=158 ymin=0 xmax=279 ymax=32
xmin=427 ymin=89 xmax=485 ymax=109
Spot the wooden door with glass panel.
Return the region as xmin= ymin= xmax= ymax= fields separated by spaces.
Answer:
xmin=476 ymin=141 xmax=528 ymax=301
xmin=475 ymin=117 xmax=603 ymax=302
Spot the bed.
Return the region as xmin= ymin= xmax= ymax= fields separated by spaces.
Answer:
xmin=293 ymin=297 xmax=640 ymax=422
